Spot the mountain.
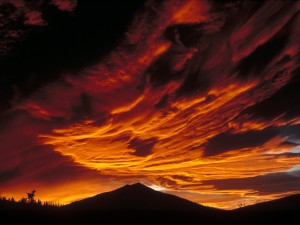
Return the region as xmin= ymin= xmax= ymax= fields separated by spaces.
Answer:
xmin=1 ymin=184 xmax=300 ymax=225
xmin=229 ymin=194 xmax=300 ymax=225
xmin=62 ymin=183 xmax=225 ymax=224
xmin=66 ymin=183 xmax=217 ymax=212
xmin=235 ymin=193 xmax=300 ymax=212
xmin=63 ymin=183 xmax=224 ymax=224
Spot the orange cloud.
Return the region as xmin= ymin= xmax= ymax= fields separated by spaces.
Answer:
xmin=1 ymin=0 xmax=300 ymax=209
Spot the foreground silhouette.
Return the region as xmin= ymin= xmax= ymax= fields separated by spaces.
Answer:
xmin=26 ymin=190 xmax=36 ymax=203
xmin=1 ymin=183 xmax=299 ymax=225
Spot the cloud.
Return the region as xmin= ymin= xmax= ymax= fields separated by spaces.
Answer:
xmin=0 ymin=110 xmax=116 ymax=204
xmin=242 ymin=75 xmax=300 ymax=120
xmin=0 ymin=0 xmax=144 ymax=114
xmin=128 ymin=137 xmax=158 ymax=157
xmin=111 ymin=132 xmax=132 ymax=143
xmin=71 ymin=93 xmax=93 ymax=118
xmin=24 ymin=11 xmax=46 ymax=26
xmin=154 ymin=94 xmax=169 ymax=109
xmin=234 ymin=13 xmax=291 ymax=79
xmin=175 ymin=66 xmax=211 ymax=97
xmin=203 ymin=127 xmax=280 ymax=156
xmin=203 ymin=171 xmax=300 ymax=195
xmin=273 ymin=152 xmax=300 ymax=159
xmin=0 ymin=0 xmax=300 ymax=209
xmin=51 ymin=0 xmax=77 ymax=12
xmin=287 ymin=166 xmax=300 ymax=177
xmin=31 ymin=0 xmax=299 ymax=209
xmin=280 ymin=124 xmax=300 ymax=143
xmin=0 ymin=167 xmax=20 ymax=183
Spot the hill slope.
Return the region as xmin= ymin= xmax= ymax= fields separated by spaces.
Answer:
xmin=1 ymin=184 xmax=300 ymax=224
xmin=229 ymin=193 xmax=300 ymax=225
xmin=66 ymin=183 xmax=217 ymax=212
xmin=235 ymin=193 xmax=300 ymax=212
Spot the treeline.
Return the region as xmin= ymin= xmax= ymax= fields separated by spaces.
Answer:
xmin=0 ymin=196 xmax=60 ymax=210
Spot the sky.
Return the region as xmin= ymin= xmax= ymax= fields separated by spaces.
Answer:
xmin=0 ymin=0 xmax=300 ymax=209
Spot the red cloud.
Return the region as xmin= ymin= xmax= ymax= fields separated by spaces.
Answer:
xmin=51 ymin=0 xmax=77 ymax=12
xmin=24 ymin=11 xmax=46 ymax=26
xmin=1 ymin=0 xmax=300 ymax=209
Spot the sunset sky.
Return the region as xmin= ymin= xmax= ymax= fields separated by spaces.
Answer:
xmin=0 ymin=0 xmax=300 ymax=209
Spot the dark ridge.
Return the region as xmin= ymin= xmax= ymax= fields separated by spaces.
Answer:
xmin=66 ymin=183 xmax=216 ymax=212
xmin=235 ymin=193 xmax=300 ymax=212
xmin=1 ymin=184 xmax=300 ymax=224
xmin=227 ymin=194 xmax=300 ymax=225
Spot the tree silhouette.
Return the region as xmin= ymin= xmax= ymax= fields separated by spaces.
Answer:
xmin=236 ymin=201 xmax=245 ymax=208
xmin=26 ymin=190 xmax=36 ymax=203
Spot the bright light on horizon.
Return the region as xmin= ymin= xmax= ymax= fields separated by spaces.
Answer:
xmin=147 ymin=184 xmax=169 ymax=192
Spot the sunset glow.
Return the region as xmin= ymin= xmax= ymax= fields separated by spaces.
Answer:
xmin=1 ymin=0 xmax=300 ymax=209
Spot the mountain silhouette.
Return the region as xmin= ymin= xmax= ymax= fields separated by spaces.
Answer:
xmin=62 ymin=183 xmax=224 ymax=224
xmin=235 ymin=193 xmax=300 ymax=212
xmin=228 ymin=193 xmax=300 ymax=225
xmin=1 ymin=184 xmax=300 ymax=225
xmin=66 ymin=182 xmax=218 ymax=212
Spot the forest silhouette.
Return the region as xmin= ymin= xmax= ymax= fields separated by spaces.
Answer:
xmin=0 ymin=184 xmax=299 ymax=225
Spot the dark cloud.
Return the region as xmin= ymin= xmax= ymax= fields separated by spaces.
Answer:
xmin=147 ymin=50 xmax=179 ymax=87
xmin=203 ymin=171 xmax=300 ymax=194
xmin=91 ymin=112 xmax=111 ymax=127
xmin=271 ymin=152 xmax=300 ymax=159
xmin=51 ymin=0 xmax=77 ymax=12
xmin=111 ymin=132 xmax=132 ymax=143
xmin=0 ymin=167 xmax=20 ymax=183
xmin=279 ymin=141 xmax=298 ymax=148
xmin=171 ymin=175 xmax=193 ymax=182
xmin=0 ymin=110 xmax=26 ymax=132
xmin=242 ymin=75 xmax=300 ymax=120
xmin=154 ymin=94 xmax=169 ymax=109
xmin=164 ymin=24 xmax=204 ymax=48
xmin=0 ymin=146 xmax=103 ymax=197
xmin=148 ymin=21 xmax=215 ymax=91
xmin=0 ymin=0 xmax=144 ymax=113
xmin=203 ymin=127 xmax=279 ymax=156
xmin=214 ymin=0 xmax=264 ymax=28
xmin=0 ymin=141 xmax=99 ymax=187
xmin=33 ymin=158 xmax=99 ymax=185
xmin=175 ymin=65 xmax=210 ymax=97
xmin=156 ymin=176 xmax=177 ymax=186
xmin=0 ymin=110 xmax=100 ymax=188
xmin=71 ymin=93 xmax=92 ymax=118
xmin=127 ymin=137 xmax=158 ymax=157
xmin=0 ymin=0 xmax=299 ymax=208
xmin=0 ymin=3 xmax=27 ymax=58
xmin=234 ymin=9 xmax=293 ymax=79
xmin=24 ymin=11 xmax=45 ymax=26
xmin=280 ymin=124 xmax=300 ymax=143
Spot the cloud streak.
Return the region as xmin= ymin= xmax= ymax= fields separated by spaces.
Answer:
xmin=0 ymin=0 xmax=300 ymax=209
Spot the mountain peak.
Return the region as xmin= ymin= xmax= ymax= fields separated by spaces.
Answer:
xmin=67 ymin=182 xmax=213 ymax=212
xmin=124 ymin=182 xmax=152 ymax=190
xmin=129 ymin=182 xmax=147 ymax=187
xmin=117 ymin=182 xmax=156 ymax=195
